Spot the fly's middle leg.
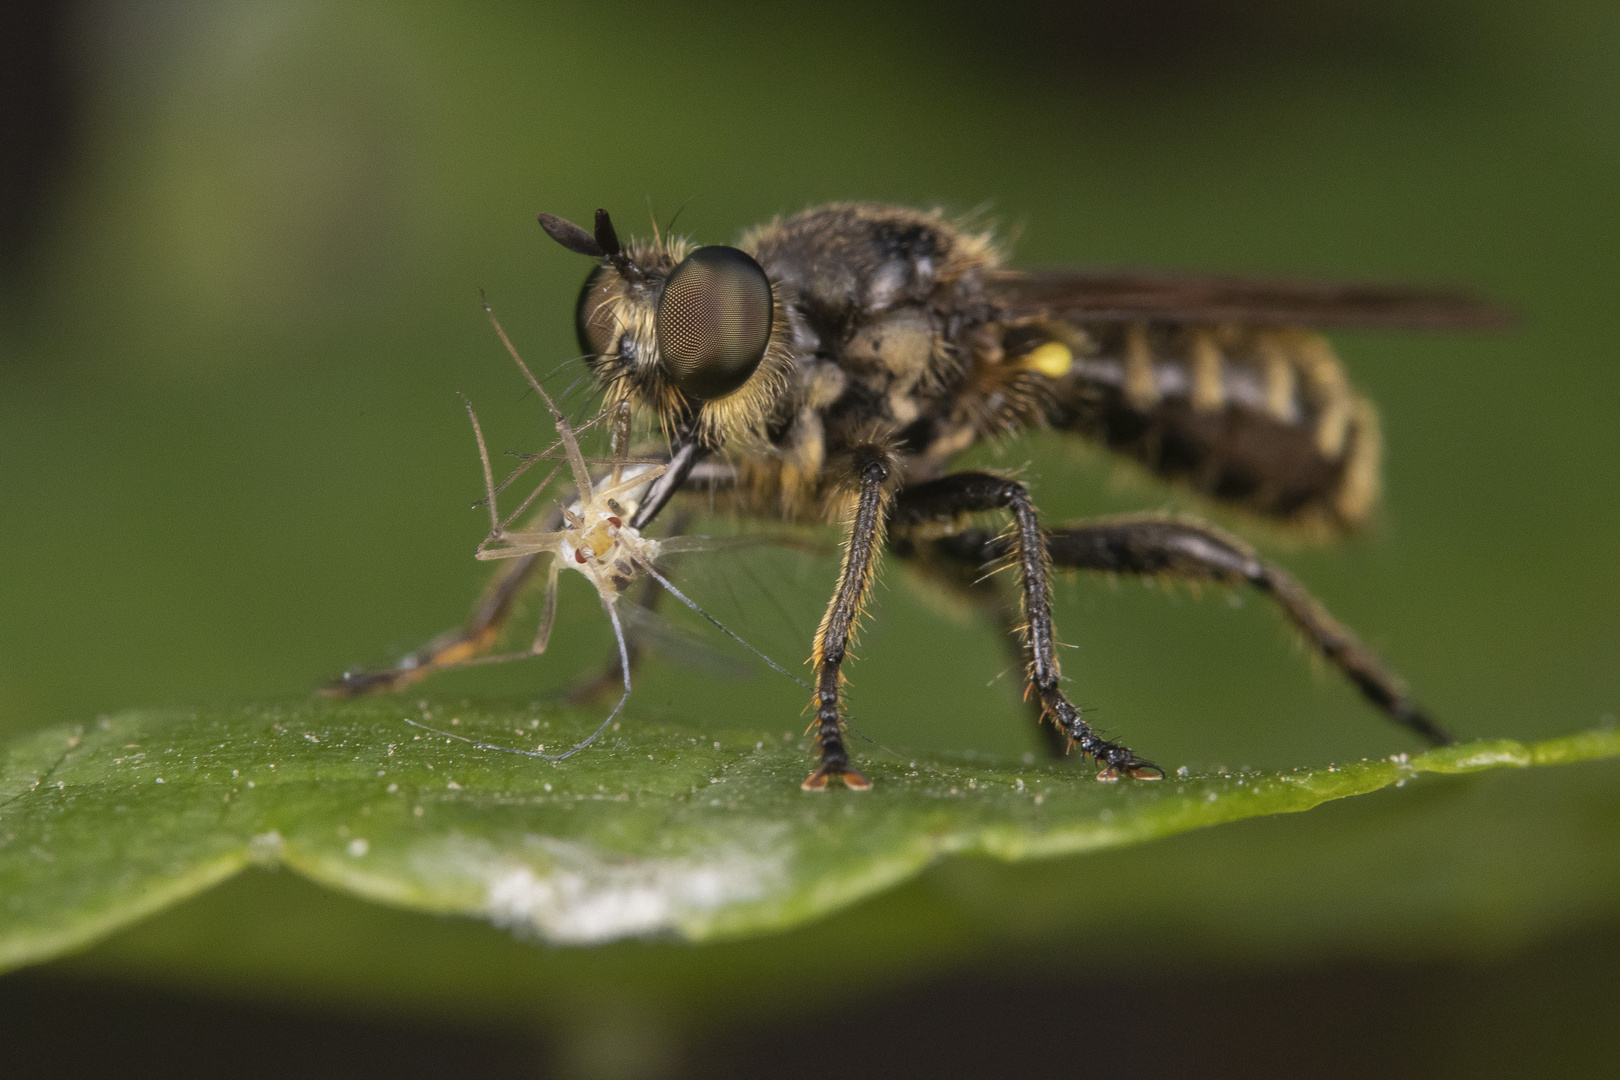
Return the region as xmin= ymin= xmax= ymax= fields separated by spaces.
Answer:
xmin=892 ymin=473 xmax=1162 ymax=780
xmin=887 ymin=534 xmax=1070 ymax=759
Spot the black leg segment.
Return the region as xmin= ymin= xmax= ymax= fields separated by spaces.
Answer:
xmin=803 ymin=448 xmax=896 ymax=791
xmin=892 ymin=474 xmax=1163 ymax=780
xmin=924 ymin=513 xmax=1453 ymax=748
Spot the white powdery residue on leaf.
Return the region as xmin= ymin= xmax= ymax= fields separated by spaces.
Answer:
xmin=418 ymin=831 xmax=789 ymax=944
xmin=247 ymin=831 xmax=284 ymax=864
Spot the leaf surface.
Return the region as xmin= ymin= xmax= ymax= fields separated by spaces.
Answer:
xmin=2 ymin=699 xmax=1615 ymax=973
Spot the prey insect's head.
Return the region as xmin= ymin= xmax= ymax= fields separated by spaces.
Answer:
xmin=539 ymin=208 xmax=791 ymax=448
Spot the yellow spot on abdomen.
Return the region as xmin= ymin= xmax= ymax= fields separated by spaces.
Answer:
xmin=1020 ymin=341 xmax=1073 ymax=378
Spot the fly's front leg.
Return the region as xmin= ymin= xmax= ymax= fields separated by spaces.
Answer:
xmin=892 ymin=474 xmax=1162 ymax=780
xmin=803 ymin=448 xmax=895 ymax=791
xmin=1039 ymin=515 xmax=1453 ymax=746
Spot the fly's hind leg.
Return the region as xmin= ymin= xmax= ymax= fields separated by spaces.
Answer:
xmin=921 ymin=514 xmax=1453 ymax=747
xmin=891 ymin=474 xmax=1162 ymax=780
xmin=1042 ymin=514 xmax=1452 ymax=745
xmin=322 ymin=534 xmax=560 ymax=697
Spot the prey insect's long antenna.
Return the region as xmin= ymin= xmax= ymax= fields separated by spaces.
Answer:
xmin=497 ymin=461 xmax=564 ymax=532
xmin=481 ymin=294 xmax=594 ymax=501
xmin=480 ymin=409 xmax=614 ymax=516
xmin=636 ymin=558 xmax=810 ymax=689
xmin=403 ymin=593 xmax=633 ymax=762
xmin=459 ymin=393 xmax=501 ymax=536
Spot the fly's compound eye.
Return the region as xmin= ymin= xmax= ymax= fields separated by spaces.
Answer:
xmin=574 ymin=265 xmax=618 ymax=359
xmin=655 ymin=246 xmax=773 ymax=401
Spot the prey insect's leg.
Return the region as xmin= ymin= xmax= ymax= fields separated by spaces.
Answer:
xmin=1040 ymin=515 xmax=1453 ymax=746
xmin=892 ymin=474 xmax=1162 ymax=780
xmin=803 ymin=448 xmax=895 ymax=792
xmin=322 ymin=544 xmax=555 ymax=696
xmin=566 ymin=573 xmax=657 ymax=706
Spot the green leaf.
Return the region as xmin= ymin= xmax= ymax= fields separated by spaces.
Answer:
xmin=3 ymin=699 xmax=1615 ymax=974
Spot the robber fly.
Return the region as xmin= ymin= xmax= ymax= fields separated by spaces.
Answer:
xmin=326 ymin=202 xmax=1503 ymax=790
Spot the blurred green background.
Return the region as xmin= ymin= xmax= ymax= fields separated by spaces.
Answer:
xmin=2 ymin=1 xmax=1618 ymax=1077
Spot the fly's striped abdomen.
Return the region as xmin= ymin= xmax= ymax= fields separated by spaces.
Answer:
xmin=1029 ymin=322 xmax=1380 ymax=533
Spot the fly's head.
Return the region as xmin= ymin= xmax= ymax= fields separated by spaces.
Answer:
xmin=539 ymin=209 xmax=792 ymax=451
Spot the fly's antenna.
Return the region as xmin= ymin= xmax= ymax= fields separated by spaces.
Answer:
xmin=481 ymin=293 xmax=595 ymax=502
xmin=635 ymin=558 xmax=810 ymax=690
xmin=538 ymin=208 xmax=635 ymax=277
xmin=402 ymin=595 xmax=633 ymax=762
xmin=592 ymin=209 xmax=635 ymax=277
xmin=593 ymin=209 xmax=622 ymax=258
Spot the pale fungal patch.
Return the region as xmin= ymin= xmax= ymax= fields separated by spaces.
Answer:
xmin=247 ymin=831 xmax=284 ymax=864
xmin=486 ymin=839 xmax=783 ymax=943
xmin=420 ymin=833 xmax=787 ymax=944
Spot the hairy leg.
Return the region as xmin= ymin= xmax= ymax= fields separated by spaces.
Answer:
xmin=888 ymin=535 xmax=1071 ymax=758
xmin=924 ymin=513 xmax=1452 ymax=747
xmin=892 ymin=474 xmax=1162 ymax=780
xmin=802 ymin=448 xmax=895 ymax=791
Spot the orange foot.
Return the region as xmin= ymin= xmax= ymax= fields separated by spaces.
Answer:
xmin=1096 ymin=763 xmax=1165 ymax=782
xmin=801 ymin=766 xmax=872 ymax=791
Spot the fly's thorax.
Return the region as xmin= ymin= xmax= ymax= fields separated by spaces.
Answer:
xmin=725 ymin=204 xmax=1007 ymax=511
xmin=742 ymin=203 xmax=1001 ymax=327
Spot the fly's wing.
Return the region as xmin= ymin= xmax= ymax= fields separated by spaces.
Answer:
xmin=985 ymin=268 xmax=1510 ymax=330
xmin=617 ymin=599 xmax=757 ymax=680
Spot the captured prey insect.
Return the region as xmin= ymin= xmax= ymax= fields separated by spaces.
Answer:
xmin=322 ymin=300 xmax=806 ymax=762
xmin=326 ymin=202 xmax=1504 ymax=789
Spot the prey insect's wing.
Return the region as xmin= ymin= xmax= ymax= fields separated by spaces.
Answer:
xmin=986 ymin=268 xmax=1510 ymax=330
xmin=616 ymin=597 xmax=757 ymax=681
